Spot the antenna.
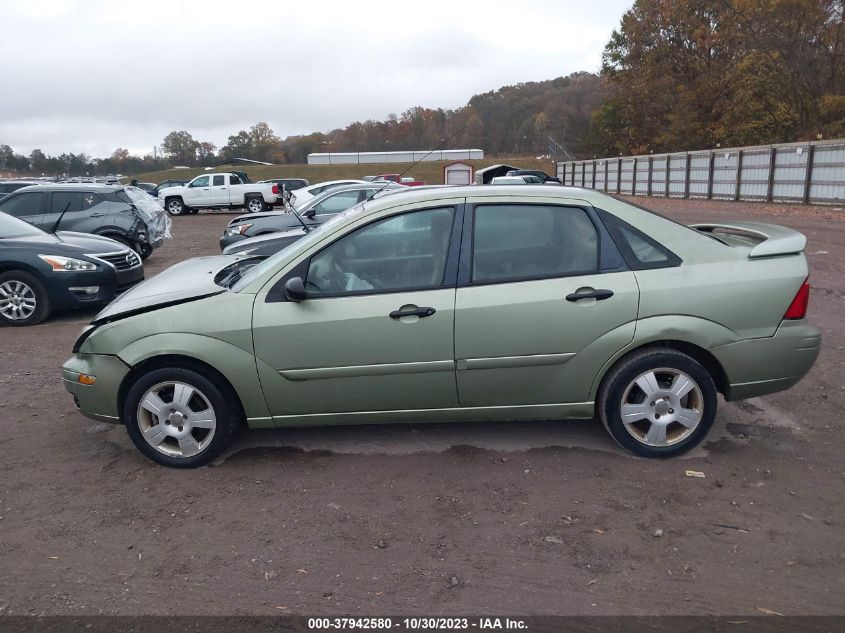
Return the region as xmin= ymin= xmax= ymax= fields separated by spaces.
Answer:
xmin=366 ymin=125 xmax=467 ymax=202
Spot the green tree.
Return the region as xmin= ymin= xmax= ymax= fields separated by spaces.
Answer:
xmin=162 ymin=130 xmax=200 ymax=166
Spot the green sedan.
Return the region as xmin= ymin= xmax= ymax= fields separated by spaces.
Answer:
xmin=62 ymin=186 xmax=821 ymax=467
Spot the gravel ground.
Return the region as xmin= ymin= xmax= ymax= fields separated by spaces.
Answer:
xmin=0 ymin=197 xmax=843 ymax=616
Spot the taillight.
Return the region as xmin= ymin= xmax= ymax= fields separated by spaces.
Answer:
xmin=784 ymin=278 xmax=810 ymax=320
xmin=271 ymin=184 xmax=279 ymax=195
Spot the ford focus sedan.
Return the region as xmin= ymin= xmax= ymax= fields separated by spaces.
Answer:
xmin=62 ymin=186 xmax=820 ymax=467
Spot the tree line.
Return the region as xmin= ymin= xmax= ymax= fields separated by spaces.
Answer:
xmin=3 ymin=0 xmax=844 ymax=176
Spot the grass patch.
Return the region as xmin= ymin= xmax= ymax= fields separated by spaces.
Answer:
xmin=130 ymin=156 xmax=557 ymax=186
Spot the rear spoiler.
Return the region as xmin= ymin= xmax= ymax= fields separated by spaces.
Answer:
xmin=690 ymin=221 xmax=806 ymax=258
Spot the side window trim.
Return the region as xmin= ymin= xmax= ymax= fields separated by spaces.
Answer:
xmin=265 ymin=204 xmax=465 ymax=303
xmin=457 ymin=202 xmax=627 ymax=287
xmin=594 ymin=207 xmax=682 ymax=270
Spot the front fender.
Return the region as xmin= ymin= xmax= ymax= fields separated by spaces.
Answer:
xmin=588 ymin=315 xmax=740 ymax=400
xmin=117 ymin=332 xmax=271 ymax=419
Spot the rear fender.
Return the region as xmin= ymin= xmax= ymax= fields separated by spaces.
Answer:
xmin=588 ymin=315 xmax=740 ymax=400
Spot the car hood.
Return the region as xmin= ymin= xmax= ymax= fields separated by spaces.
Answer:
xmin=228 ymin=210 xmax=287 ymax=225
xmin=93 ymin=255 xmax=239 ymax=321
xmin=3 ymin=230 xmax=126 ymax=253
xmin=222 ymin=226 xmax=308 ymax=255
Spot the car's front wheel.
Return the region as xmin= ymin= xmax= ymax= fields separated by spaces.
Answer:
xmin=0 ymin=271 xmax=50 ymax=326
xmin=123 ymin=367 xmax=241 ymax=467
xmin=165 ymin=197 xmax=186 ymax=216
xmin=598 ymin=348 xmax=717 ymax=458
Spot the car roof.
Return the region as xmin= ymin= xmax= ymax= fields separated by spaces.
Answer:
xmin=302 ymin=182 xmax=400 ymax=207
xmin=305 ymin=179 xmax=368 ymax=188
xmin=12 ymin=183 xmax=124 ymax=193
xmin=360 ymin=184 xmax=603 ymax=213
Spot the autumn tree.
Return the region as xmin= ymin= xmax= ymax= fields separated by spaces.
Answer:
xmin=162 ymin=130 xmax=200 ymax=166
xmin=594 ymin=0 xmax=845 ymax=155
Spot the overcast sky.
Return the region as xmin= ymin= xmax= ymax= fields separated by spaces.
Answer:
xmin=0 ymin=0 xmax=632 ymax=158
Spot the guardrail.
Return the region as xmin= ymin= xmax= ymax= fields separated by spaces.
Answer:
xmin=556 ymin=139 xmax=845 ymax=205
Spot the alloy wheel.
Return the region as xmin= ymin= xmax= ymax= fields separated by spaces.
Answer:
xmin=136 ymin=381 xmax=217 ymax=458
xmin=0 ymin=280 xmax=37 ymax=321
xmin=619 ymin=367 xmax=704 ymax=447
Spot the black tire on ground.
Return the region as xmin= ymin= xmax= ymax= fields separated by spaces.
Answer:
xmin=0 ymin=270 xmax=51 ymax=326
xmin=165 ymin=197 xmax=186 ymax=216
xmin=597 ymin=348 xmax=717 ymax=458
xmin=139 ymin=243 xmax=153 ymax=259
xmin=123 ymin=366 xmax=242 ymax=468
xmin=190 ymin=208 xmax=200 ymax=215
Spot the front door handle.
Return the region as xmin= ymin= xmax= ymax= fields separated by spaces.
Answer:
xmin=389 ymin=306 xmax=436 ymax=319
xmin=89 ymin=212 xmax=105 ymax=217
xmin=566 ymin=289 xmax=614 ymax=302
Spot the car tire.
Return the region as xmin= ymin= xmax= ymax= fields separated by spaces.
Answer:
xmin=246 ymin=196 xmax=265 ymax=214
xmin=165 ymin=197 xmax=186 ymax=216
xmin=597 ymin=348 xmax=717 ymax=458
xmin=138 ymin=243 xmax=153 ymax=259
xmin=123 ymin=366 xmax=241 ymax=468
xmin=190 ymin=208 xmax=200 ymax=215
xmin=0 ymin=270 xmax=51 ymax=326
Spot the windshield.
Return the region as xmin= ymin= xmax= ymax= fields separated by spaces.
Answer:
xmin=230 ymin=203 xmax=367 ymax=292
xmin=0 ymin=211 xmax=44 ymax=238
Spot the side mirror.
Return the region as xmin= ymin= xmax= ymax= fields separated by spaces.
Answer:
xmin=284 ymin=276 xmax=307 ymax=302
xmin=304 ymin=208 xmax=317 ymax=219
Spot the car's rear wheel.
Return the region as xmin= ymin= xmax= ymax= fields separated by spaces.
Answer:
xmin=123 ymin=367 xmax=241 ymax=468
xmin=0 ymin=271 xmax=50 ymax=326
xmin=165 ymin=197 xmax=186 ymax=216
xmin=598 ymin=348 xmax=717 ymax=458
xmin=246 ymin=196 xmax=264 ymax=214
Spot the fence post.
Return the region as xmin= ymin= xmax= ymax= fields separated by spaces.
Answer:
xmin=734 ymin=149 xmax=743 ymax=201
xmin=803 ymin=144 xmax=816 ymax=204
xmin=604 ymin=160 xmax=609 ymax=192
xmin=706 ymin=151 xmax=715 ymax=199
xmin=632 ymin=157 xmax=638 ymax=195
xmin=647 ymin=156 xmax=653 ymax=196
xmin=591 ymin=161 xmax=597 ymax=190
xmin=665 ymin=156 xmax=671 ymax=197
xmin=766 ymin=148 xmax=776 ymax=202
xmin=617 ymin=158 xmax=622 ymax=194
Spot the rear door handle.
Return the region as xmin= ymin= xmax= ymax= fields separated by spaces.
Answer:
xmin=389 ymin=306 xmax=436 ymax=319
xmin=566 ymin=289 xmax=614 ymax=302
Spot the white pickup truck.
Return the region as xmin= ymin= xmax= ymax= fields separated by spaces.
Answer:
xmin=159 ymin=173 xmax=282 ymax=216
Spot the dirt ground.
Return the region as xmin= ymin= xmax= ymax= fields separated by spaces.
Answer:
xmin=0 ymin=195 xmax=843 ymax=617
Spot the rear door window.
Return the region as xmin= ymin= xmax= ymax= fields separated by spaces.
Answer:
xmin=50 ymin=192 xmax=84 ymax=214
xmin=472 ymin=204 xmax=599 ymax=283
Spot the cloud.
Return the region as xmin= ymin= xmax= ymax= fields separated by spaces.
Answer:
xmin=0 ymin=0 xmax=631 ymax=156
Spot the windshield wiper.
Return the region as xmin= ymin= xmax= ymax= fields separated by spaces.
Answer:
xmin=289 ymin=205 xmax=311 ymax=233
xmin=50 ymin=202 xmax=72 ymax=234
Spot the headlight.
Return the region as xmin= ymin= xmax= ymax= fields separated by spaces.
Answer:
xmin=38 ymin=255 xmax=97 ymax=272
xmin=225 ymin=224 xmax=252 ymax=237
